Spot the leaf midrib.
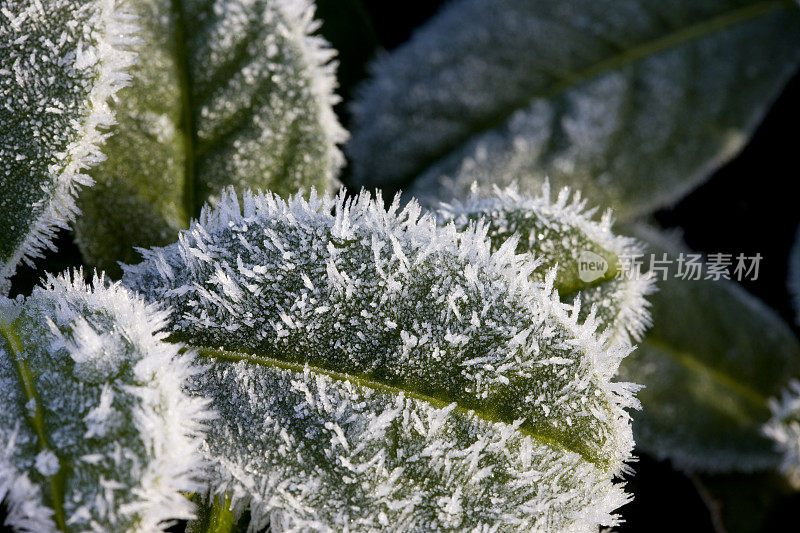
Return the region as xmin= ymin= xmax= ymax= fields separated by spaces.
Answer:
xmin=408 ymin=0 xmax=795 ymax=184
xmin=642 ymin=336 xmax=769 ymax=408
xmin=188 ymin=344 xmax=603 ymax=468
xmin=0 ymin=319 xmax=67 ymax=531
xmin=170 ymin=0 xmax=197 ymax=225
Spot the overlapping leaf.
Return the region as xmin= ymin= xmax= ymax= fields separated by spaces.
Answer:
xmin=124 ymin=188 xmax=639 ymax=531
xmin=74 ymin=0 xmax=347 ymax=275
xmin=0 ymin=272 xmax=211 ymax=531
xmin=0 ymin=0 xmax=137 ymax=292
xmin=436 ymin=184 xmax=654 ymax=346
xmin=619 ymin=227 xmax=800 ymax=472
xmin=350 ymin=0 xmax=800 ymax=218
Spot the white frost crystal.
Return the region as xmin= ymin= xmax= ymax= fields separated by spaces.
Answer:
xmin=0 ymin=272 xmax=212 ymax=532
xmin=124 ymin=188 xmax=640 ymax=531
xmin=436 ymin=183 xmax=654 ymax=345
xmin=0 ymin=0 xmax=137 ymax=291
xmin=765 ymin=380 xmax=800 ymax=488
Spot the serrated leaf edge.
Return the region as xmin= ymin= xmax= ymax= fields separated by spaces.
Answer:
xmin=0 ymin=1 xmax=138 ymax=293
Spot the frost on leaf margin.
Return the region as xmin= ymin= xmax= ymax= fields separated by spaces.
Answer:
xmin=436 ymin=183 xmax=654 ymax=346
xmin=766 ymin=226 xmax=800 ymax=486
xmin=73 ymin=0 xmax=348 ymax=275
xmin=0 ymin=272 xmax=212 ymax=532
xmin=123 ymin=188 xmax=639 ymax=531
xmin=350 ymin=0 xmax=800 ymax=219
xmin=0 ymin=0 xmax=137 ymax=292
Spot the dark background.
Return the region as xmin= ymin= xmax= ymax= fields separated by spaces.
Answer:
xmin=4 ymin=1 xmax=799 ymax=531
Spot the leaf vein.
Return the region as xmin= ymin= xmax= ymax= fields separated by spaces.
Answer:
xmin=0 ymin=319 xmax=67 ymax=531
xmin=410 ymin=0 xmax=794 ymax=184
xmin=188 ymin=344 xmax=597 ymax=465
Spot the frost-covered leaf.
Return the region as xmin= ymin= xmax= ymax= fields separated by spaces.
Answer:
xmin=619 ymin=227 xmax=800 ymax=472
xmin=0 ymin=0 xmax=137 ymax=293
xmin=350 ymin=0 xmax=800 ymax=218
xmin=124 ymin=189 xmax=639 ymax=531
xmin=436 ymin=183 xmax=654 ymax=346
xmin=0 ymin=272 xmax=211 ymax=531
xmin=74 ymin=0 xmax=347 ymax=275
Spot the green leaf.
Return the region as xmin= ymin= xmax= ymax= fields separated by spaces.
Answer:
xmin=620 ymin=227 xmax=800 ymax=472
xmin=349 ymin=0 xmax=800 ymax=219
xmin=186 ymin=495 xmax=241 ymax=533
xmin=0 ymin=0 xmax=137 ymax=292
xmin=73 ymin=0 xmax=347 ymax=276
xmin=436 ymin=183 xmax=654 ymax=346
xmin=0 ymin=272 xmax=211 ymax=531
xmin=124 ymin=188 xmax=639 ymax=531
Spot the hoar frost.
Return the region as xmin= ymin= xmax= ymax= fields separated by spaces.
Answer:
xmin=350 ymin=0 xmax=800 ymax=219
xmin=436 ymin=183 xmax=654 ymax=345
xmin=765 ymin=380 xmax=800 ymax=488
xmin=124 ymin=188 xmax=641 ymax=531
xmin=74 ymin=0 xmax=348 ymax=273
xmin=0 ymin=0 xmax=137 ymax=291
xmin=0 ymin=272 xmax=212 ymax=532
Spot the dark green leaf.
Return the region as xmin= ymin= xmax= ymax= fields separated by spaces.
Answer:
xmin=350 ymin=0 xmax=800 ymax=219
xmin=620 ymin=227 xmax=800 ymax=472
xmin=73 ymin=0 xmax=347 ymax=275
xmin=0 ymin=0 xmax=136 ymax=291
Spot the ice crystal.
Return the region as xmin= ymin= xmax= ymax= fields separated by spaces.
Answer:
xmin=73 ymin=0 xmax=347 ymax=273
xmin=436 ymin=183 xmax=653 ymax=345
xmin=0 ymin=272 xmax=212 ymax=531
xmin=349 ymin=0 xmax=800 ymax=219
xmin=191 ymin=361 xmax=630 ymax=532
xmin=124 ymin=188 xmax=639 ymax=530
xmin=765 ymin=380 xmax=800 ymax=488
xmin=0 ymin=0 xmax=137 ymax=292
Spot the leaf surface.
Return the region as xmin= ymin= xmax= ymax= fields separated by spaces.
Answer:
xmin=124 ymin=188 xmax=639 ymax=531
xmin=0 ymin=0 xmax=137 ymax=292
xmin=73 ymin=0 xmax=347 ymax=275
xmin=350 ymin=0 xmax=800 ymax=218
xmin=0 ymin=273 xmax=211 ymax=531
